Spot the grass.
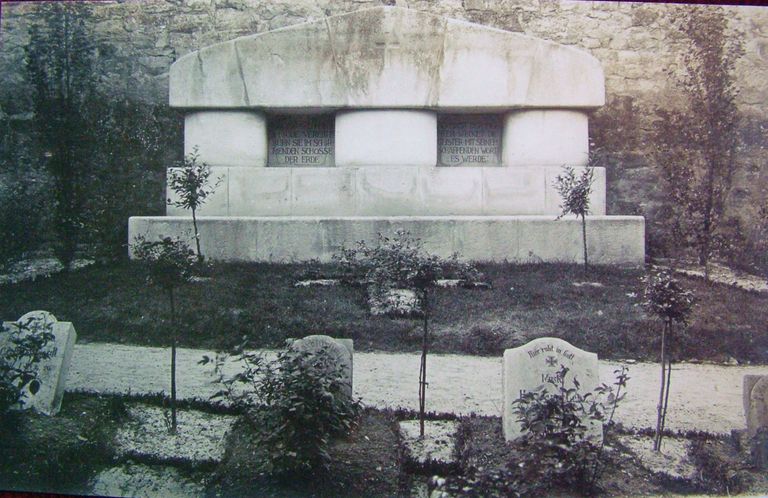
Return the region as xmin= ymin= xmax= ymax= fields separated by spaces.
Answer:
xmin=1 ymin=260 xmax=766 ymax=363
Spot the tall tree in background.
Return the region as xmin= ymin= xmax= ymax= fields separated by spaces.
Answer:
xmin=25 ymin=2 xmax=95 ymax=268
xmin=653 ymin=7 xmax=743 ymax=279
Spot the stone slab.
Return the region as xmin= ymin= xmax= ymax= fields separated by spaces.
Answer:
xmin=169 ymin=7 xmax=604 ymax=110
xmin=1 ymin=311 xmax=77 ymax=416
xmin=398 ymin=420 xmax=458 ymax=468
xmin=184 ymin=111 xmax=267 ymax=168
xmin=502 ymin=337 xmax=601 ymax=442
xmin=130 ymin=215 xmax=645 ymax=265
xmin=115 ymin=404 xmax=237 ymax=465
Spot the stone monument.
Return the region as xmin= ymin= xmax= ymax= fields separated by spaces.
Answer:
xmin=1 ymin=311 xmax=77 ymax=416
xmin=129 ymin=7 xmax=644 ymax=264
xmin=290 ymin=335 xmax=353 ymax=399
xmin=502 ymin=337 xmax=601 ymax=442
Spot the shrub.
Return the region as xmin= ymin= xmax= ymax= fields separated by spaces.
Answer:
xmin=0 ymin=316 xmax=56 ymax=420
xmin=207 ymin=343 xmax=361 ymax=478
xmin=133 ymin=235 xmax=197 ymax=432
xmin=436 ymin=365 xmax=628 ymax=497
xmin=554 ymin=165 xmax=595 ymax=273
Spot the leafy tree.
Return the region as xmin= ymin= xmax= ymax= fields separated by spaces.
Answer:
xmin=554 ymin=166 xmax=595 ymax=273
xmin=336 ymin=231 xmax=478 ymax=436
xmin=25 ymin=2 xmax=96 ymax=268
xmin=132 ymin=236 xmax=197 ymax=433
xmin=652 ymin=6 xmax=744 ymax=279
xmin=643 ymin=269 xmax=694 ymax=451
xmin=167 ymin=147 xmax=221 ymax=261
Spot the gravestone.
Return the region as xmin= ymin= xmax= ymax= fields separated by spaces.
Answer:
xmin=747 ymin=376 xmax=768 ymax=437
xmin=502 ymin=337 xmax=601 ymax=442
xmin=0 ymin=311 xmax=77 ymax=415
xmin=290 ymin=335 xmax=353 ymax=399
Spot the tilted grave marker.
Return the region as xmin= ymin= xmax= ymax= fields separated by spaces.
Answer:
xmin=1 ymin=311 xmax=77 ymax=415
xmin=502 ymin=337 xmax=601 ymax=443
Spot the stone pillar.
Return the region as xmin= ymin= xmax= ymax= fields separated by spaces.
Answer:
xmin=184 ymin=111 xmax=268 ymax=167
xmin=335 ymin=110 xmax=437 ymax=166
xmin=501 ymin=110 xmax=589 ymax=167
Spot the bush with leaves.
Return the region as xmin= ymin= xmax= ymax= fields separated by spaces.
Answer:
xmin=132 ymin=236 xmax=197 ymax=432
xmin=205 ymin=342 xmax=361 ymax=478
xmin=554 ymin=166 xmax=595 ymax=273
xmin=167 ymin=147 xmax=222 ymax=260
xmin=643 ymin=269 xmax=694 ymax=451
xmin=0 ymin=316 xmax=56 ymax=421
xmin=435 ymin=365 xmax=628 ymax=497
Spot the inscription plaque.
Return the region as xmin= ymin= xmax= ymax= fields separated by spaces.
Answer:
xmin=268 ymin=115 xmax=334 ymax=167
xmin=438 ymin=115 xmax=502 ymax=167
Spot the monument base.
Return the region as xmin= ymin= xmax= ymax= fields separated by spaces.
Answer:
xmin=128 ymin=215 xmax=645 ymax=265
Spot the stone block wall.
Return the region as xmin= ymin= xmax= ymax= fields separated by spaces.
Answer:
xmin=2 ymin=0 xmax=767 ymax=256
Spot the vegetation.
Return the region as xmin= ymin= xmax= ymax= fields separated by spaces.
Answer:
xmin=132 ymin=236 xmax=197 ymax=432
xmin=0 ymin=316 xmax=55 ymax=419
xmin=554 ymin=166 xmax=595 ymax=274
xmin=206 ymin=343 xmax=361 ymax=478
xmin=643 ymin=269 xmax=694 ymax=451
xmin=24 ymin=2 xmax=96 ymax=268
xmin=167 ymin=147 xmax=221 ymax=260
xmin=1 ymin=261 xmax=765 ymax=365
xmin=652 ymin=6 xmax=744 ymax=279
xmin=336 ymin=231 xmax=479 ymax=435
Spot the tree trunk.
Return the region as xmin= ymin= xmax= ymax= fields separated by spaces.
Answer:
xmin=654 ymin=320 xmax=668 ymax=451
xmin=169 ymin=287 xmax=178 ymax=433
xmin=419 ymin=288 xmax=429 ymax=437
xmin=191 ymin=207 xmax=202 ymax=261
xmin=581 ymin=213 xmax=588 ymax=274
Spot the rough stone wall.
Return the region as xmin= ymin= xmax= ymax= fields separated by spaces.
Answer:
xmin=1 ymin=0 xmax=767 ymax=256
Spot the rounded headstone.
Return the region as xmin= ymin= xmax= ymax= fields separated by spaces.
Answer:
xmin=290 ymin=335 xmax=353 ymax=398
xmin=748 ymin=377 xmax=768 ymax=437
xmin=19 ymin=310 xmax=58 ymax=324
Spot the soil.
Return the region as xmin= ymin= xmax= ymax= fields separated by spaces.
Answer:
xmin=206 ymin=408 xmax=407 ymax=498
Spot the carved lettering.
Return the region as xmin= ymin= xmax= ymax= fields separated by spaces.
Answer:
xmin=268 ymin=116 xmax=334 ymax=167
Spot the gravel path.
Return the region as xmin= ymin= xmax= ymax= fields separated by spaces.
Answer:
xmin=67 ymin=343 xmax=767 ymax=435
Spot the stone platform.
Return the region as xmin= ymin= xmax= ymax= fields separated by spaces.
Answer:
xmin=128 ymin=215 xmax=644 ymax=265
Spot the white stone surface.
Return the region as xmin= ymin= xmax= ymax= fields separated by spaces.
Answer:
xmin=169 ymin=7 xmax=604 ymax=110
xmin=90 ymin=463 xmax=206 ymax=498
xmin=748 ymin=376 xmax=768 ymax=437
xmin=115 ymin=404 xmax=237 ymax=465
xmin=502 ymin=110 xmax=589 ymax=167
xmin=1 ymin=311 xmax=77 ymax=416
xmin=165 ymin=166 xmax=606 ymax=218
xmin=184 ymin=111 xmax=267 ymax=167
xmin=130 ymin=215 xmax=645 ymax=265
xmin=335 ymin=110 xmax=436 ymax=166
xmin=502 ymin=337 xmax=601 ymax=442
xmin=399 ymin=420 xmax=458 ymax=466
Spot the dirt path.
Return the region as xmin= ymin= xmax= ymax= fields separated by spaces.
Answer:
xmin=66 ymin=342 xmax=766 ymax=435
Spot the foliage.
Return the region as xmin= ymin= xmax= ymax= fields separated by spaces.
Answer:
xmin=205 ymin=342 xmax=361 ymax=477
xmin=434 ymin=366 xmax=628 ymax=497
xmin=335 ymin=230 xmax=479 ymax=436
xmin=131 ymin=236 xmax=197 ymax=291
xmin=554 ymin=166 xmax=595 ymax=272
xmin=132 ymin=235 xmax=197 ymax=432
xmin=82 ymin=102 xmax=180 ymax=260
xmin=167 ymin=147 xmax=222 ymax=260
xmin=643 ymin=269 xmax=695 ymax=325
xmin=652 ymin=6 xmax=744 ymax=275
xmin=643 ymin=269 xmax=694 ymax=451
xmin=25 ymin=2 xmax=96 ymax=268
xmin=0 ymin=316 xmax=56 ymax=419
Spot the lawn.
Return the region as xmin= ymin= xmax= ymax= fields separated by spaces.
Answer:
xmin=1 ymin=261 xmax=766 ymax=363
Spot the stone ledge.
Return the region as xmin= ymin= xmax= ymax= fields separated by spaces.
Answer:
xmin=128 ymin=215 xmax=645 ymax=265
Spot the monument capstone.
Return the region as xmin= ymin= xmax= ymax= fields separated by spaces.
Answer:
xmin=129 ymin=7 xmax=645 ymax=264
